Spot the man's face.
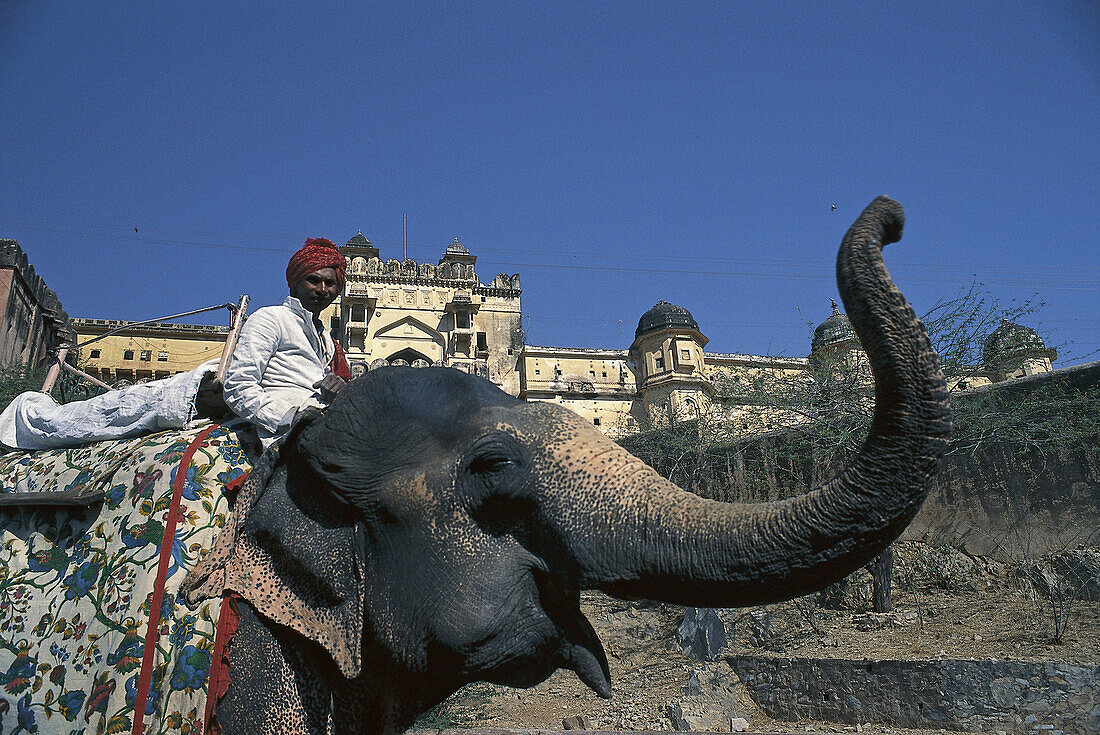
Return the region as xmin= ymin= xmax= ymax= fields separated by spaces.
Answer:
xmin=291 ymin=267 xmax=342 ymax=316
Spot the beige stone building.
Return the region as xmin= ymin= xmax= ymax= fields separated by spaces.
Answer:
xmin=321 ymin=233 xmax=524 ymax=393
xmin=69 ymin=232 xmax=1056 ymax=435
xmin=952 ymin=319 xmax=1058 ymax=390
xmin=518 ymin=301 xmax=809 ymax=436
xmin=72 ymin=319 xmax=230 ymax=385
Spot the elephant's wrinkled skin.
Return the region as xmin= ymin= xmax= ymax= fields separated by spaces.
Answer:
xmin=184 ymin=196 xmax=952 ymax=734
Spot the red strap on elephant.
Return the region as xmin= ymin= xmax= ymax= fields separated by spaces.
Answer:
xmin=131 ymin=422 xmax=221 ymax=735
xmin=200 ymin=470 xmax=250 ymax=734
xmin=202 ymin=593 xmax=242 ymax=735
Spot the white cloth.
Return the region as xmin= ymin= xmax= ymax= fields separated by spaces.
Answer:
xmin=0 ymin=359 xmax=219 ymax=451
xmin=0 ymin=296 xmax=334 ymax=452
xmin=221 ymin=295 xmax=335 ymax=447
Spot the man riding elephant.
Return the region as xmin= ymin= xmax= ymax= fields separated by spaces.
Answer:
xmin=0 ymin=238 xmax=353 ymax=451
xmin=0 ymin=197 xmax=953 ymax=735
xmin=222 ymin=236 xmax=352 ymax=448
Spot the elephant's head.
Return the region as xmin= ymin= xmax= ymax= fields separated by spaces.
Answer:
xmin=189 ymin=197 xmax=951 ymax=732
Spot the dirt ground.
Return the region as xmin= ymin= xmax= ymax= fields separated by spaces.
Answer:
xmin=413 ymin=543 xmax=1099 ymax=734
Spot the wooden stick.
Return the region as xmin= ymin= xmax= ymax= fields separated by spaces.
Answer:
xmin=60 ymin=361 xmax=114 ymax=391
xmin=40 ymin=344 xmax=70 ymax=394
xmin=215 ymin=295 xmax=250 ymax=383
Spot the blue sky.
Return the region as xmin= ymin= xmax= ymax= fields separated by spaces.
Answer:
xmin=2 ymin=2 xmax=1097 ymax=363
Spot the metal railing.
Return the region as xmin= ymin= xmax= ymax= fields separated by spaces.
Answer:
xmin=41 ymin=295 xmax=251 ymax=394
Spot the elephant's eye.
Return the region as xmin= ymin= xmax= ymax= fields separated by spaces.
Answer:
xmin=462 ymin=440 xmax=533 ymax=534
xmin=468 ymin=454 xmax=515 ymax=476
xmin=462 ymin=436 xmax=529 ymax=503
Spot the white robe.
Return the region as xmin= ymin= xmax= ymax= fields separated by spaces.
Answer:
xmin=0 ymin=296 xmax=336 ymax=451
xmin=221 ymin=295 xmax=336 ymax=447
xmin=0 ymin=359 xmax=218 ymax=451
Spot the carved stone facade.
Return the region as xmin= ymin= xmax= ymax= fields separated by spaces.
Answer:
xmin=0 ymin=239 xmax=71 ymax=370
xmin=324 ymin=233 xmax=524 ymax=395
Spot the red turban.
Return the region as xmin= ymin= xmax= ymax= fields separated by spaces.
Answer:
xmin=286 ymin=237 xmax=347 ymax=289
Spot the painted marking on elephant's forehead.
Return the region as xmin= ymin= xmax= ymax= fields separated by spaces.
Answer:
xmin=389 ymin=472 xmax=438 ymax=520
xmin=492 ymin=420 xmax=533 ymax=447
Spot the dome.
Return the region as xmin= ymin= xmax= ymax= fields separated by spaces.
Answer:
xmin=811 ymin=300 xmax=857 ymax=353
xmin=444 ymin=237 xmax=470 ymax=257
xmin=635 ymin=301 xmax=699 ymax=339
xmin=345 ymin=231 xmax=371 ymax=248
xmin=439 ymin=237 xmax=476 ymax=266
xmin=983 ymin=319 xmax=1047 ymax=364
xmin=342 ymin=230 xmax=379 ymax=259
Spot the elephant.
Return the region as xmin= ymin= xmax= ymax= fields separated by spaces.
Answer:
xmin=0 ymin=196 xmax=949 ymax=734
xmin=173 ymin=195 xmax=952 ymax=734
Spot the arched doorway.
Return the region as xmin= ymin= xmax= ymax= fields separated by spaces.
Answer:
xmin=387 ymin=348 xmax=433 ymax=367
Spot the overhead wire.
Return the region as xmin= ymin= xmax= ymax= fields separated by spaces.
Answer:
xmin=3 ymin=217 xmax=1099 ymax=288
xmin=5 ymin=216 xmax=1100 ymax=360
xmin=17 ymin=214 xmax=1088 ymax=359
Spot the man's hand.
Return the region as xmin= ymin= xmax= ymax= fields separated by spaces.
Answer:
xmin=194 ymin=375 xmax=232 ymax=420
xmin=313 ymin=374 xmax=347 ymax=403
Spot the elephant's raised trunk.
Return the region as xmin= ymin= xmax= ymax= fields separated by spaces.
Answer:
xmin=539 ymin=196 xmax=952 ymax=606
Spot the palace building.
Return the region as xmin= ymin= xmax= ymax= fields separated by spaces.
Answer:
xmin=324 ymin=233 xmax=524 ymax=394
xmin=72 ymin=319 xmax=230 ymax=386
xmin=517 ymin=301 xmax=808 ymax=435
xmin=71 ymin=232 xmax=1055 ymax=435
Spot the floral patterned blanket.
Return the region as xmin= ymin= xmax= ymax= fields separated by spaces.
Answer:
xmin=0 ymin=421 xmax=254 ymax=735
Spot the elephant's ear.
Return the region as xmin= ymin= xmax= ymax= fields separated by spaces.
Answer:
xmin=181 ymin=409 xmax=366 ymax=678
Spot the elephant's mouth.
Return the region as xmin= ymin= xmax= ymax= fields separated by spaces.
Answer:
xmin=533 ymin=567 xmax=612 ymax=698
xmin=465 ymin=566 xmax=611 ymax=698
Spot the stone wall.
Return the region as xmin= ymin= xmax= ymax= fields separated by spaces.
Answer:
xmin=0 ymin=239 xmax=71 ymax=369
xmin=904 ymin=361 xmax=1100 ymax=557
xmin=621 ymin=361 xmax=1100 ymax=558
xmin=731 ymin=655 xmax=1099 ymax=734
xmin=903 ymin=440 xmax=1100 ymax=557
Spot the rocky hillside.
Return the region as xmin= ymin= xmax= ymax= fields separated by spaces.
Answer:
xmin=414 ymin=543 xmax=1100 ymax=733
